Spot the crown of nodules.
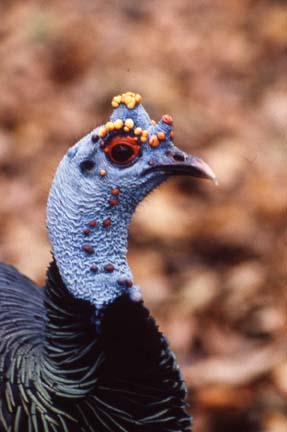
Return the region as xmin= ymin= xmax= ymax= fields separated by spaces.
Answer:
xmin=93 ymin=91 xmax=174 ymax=149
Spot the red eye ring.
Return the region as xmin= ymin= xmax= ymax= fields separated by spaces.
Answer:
xmin=104 ymin=136 xmax=141 ymax=165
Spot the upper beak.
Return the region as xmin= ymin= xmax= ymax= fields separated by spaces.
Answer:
xmin=144 ymin=153 xmax=217 ymax=184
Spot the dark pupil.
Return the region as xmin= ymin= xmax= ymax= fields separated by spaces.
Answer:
xmin=111 ymin=144 xmax=134 ymax=163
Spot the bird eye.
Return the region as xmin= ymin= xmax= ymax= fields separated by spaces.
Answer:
xmin=111 ymin=144 xmax=134 ymax=163
xmin=105 ymin=136 xmax=141 ymax=165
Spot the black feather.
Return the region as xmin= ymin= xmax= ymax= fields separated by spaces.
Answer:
xmin=0 ymin=260 xmax=191 ymax=431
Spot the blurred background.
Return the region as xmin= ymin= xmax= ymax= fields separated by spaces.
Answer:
xmin=0 ymin=0 xmax=286 ymax=431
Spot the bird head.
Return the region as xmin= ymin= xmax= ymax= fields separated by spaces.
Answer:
xmin=47 ymin=92 xmax=216 ymax=308
xmin=62 ymin=92 xmax=215 ymax=206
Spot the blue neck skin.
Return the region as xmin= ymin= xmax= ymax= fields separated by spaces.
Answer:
xmin=47 ymin=95 xmax=175 ymax=312
xmin=47 ymin=152 xmax=144 ymax=310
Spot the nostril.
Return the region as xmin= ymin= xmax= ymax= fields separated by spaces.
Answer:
xmin=165 ymin=151 xmax=186 ymax=162
xmin=172 ymin=153 xmax=185 ymax=162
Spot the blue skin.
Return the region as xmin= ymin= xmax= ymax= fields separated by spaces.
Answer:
xmin=47 ymin=99 xmax=215 ymax=311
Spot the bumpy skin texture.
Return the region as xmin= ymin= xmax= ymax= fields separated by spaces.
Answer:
xmin=47 ymin=92 xmax=214 ymax=312
xmin=0 ymin=260 xmax=191 ymax=431
xmin=47 ymin=98 xmax=175 ymax=309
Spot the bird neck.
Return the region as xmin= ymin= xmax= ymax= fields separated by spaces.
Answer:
xmin=43 ymin=260 xmax=190 ymax=426
xmin=47 ymin=166 xmax=141 ymax=310
xmin=43 ymin=260 xmax=158 ymax=390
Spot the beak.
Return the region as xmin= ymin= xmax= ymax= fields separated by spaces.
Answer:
xmin=144 ymin=153 xmax=217 ymax=184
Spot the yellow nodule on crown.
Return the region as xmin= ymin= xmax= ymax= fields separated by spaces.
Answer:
xmin=96 ymin=117 xmax=149 ymax=142
xmin=111 ymin=92 xmax=142 ymax=110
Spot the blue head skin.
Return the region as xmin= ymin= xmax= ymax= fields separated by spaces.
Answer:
xmin=47 ymin=92 xmax=216 ymax=310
